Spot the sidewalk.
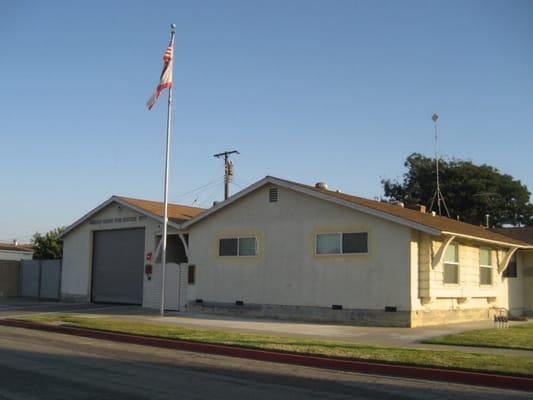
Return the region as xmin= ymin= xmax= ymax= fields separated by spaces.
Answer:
xmin=2 ymin=298 xmax=531 ymax=357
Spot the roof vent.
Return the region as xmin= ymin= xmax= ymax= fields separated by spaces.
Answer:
xmin=315 ymin=182 xmax=328 ymax=190
xmin=391 ymin=200 xmax=405 ymax=208
xmin=269 ymin=187 xmax=278 ymax=203
xmin=431 ymin=211 xmax=436 ymax=217
xmin=212 ymin=201 xmax=220 ymax=207
xmin=12 ymin=240 xmax=18 ymax=246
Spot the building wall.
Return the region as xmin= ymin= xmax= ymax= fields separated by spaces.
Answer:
xmin=61 ymin=202 xmax=174 ymax=306
xmin=411 ymin=233 xmax=529 ymax=326
xmin=522 ymin=251 xmax=533 ymax=315
xmin=187 ymin=185 xmax=413 ymax=324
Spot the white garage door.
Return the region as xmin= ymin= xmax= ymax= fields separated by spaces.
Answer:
xmin=91 ymin=228 xmax=145 ymax=304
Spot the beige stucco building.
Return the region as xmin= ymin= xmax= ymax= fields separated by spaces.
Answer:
xmin=59 ymin=176 xmax=533 ymax=327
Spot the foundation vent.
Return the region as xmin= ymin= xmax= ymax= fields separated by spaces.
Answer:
xmin=332 ymin=304 xmax=343 ymax=310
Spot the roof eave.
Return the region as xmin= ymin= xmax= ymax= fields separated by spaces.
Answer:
xmin=441 ymin=231 xmax=533 ymax=249
xmin=182 ymin=176 xmax=442 ymax=236
xmin=60 ymin=196 xmax=181 ymax=239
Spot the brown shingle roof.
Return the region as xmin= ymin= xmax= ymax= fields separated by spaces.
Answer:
xmin=274 ymin=178 xmax=530 ymax=247
xmin=117 ymin=196 xmax=206 ymax=224
xmin=0 ymin=243 xmax=33 ymax=253
xmin=490 ymin=227 xmax=533 ymax=245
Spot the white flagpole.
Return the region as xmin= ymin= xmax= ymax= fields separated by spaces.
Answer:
xmin=160 ymin=23 xmax=176 ymax=316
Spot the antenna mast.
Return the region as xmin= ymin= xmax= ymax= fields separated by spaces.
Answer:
xmin=214 ymin=150 xmax=239 ymax=200
xmin=429 ymin=113 xmax=450 ymax=217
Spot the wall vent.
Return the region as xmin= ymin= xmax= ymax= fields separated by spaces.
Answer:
xmin=235 ymin=300 xmax=244 ymax=306
xmin=385 ymin=306 xmax=397 ymax=312
xmin=269 ymin=187 xmax=278 ymax=203
xmin=332 ymin=304 xmax=343 ymax=310
xmin=195 ymin=298 xmax=203 ymax=304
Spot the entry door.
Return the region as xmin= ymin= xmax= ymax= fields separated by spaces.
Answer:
xmin=92 ymin=228 xmax=145 ymax=304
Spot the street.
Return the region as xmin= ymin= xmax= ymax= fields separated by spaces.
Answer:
xmin=0 ymin=326 xmax=528 ymax=400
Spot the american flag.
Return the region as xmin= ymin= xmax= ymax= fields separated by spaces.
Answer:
xmin=147 ymin=39 xmax=174 ymax=110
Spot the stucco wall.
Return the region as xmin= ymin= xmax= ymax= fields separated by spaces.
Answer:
xmin=61 ymin=202 xmax=172 ymax=305
xmin=188 ymin=185 xmax=412 ymax=312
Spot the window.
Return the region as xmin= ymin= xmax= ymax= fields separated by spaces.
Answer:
xmin=269 ymin=187 xmax=278 ymax=203
xmin=503 ymin=255 xmax=518 ymax=278
xmin=443 ymin=243 xmax=459 ymax=284
xmin=219 ymin=237 xmax=257 ymax=256
xmin=188 ymin=264 xmax=196 ymax=284
xmin=479 ymin=248 xmax=493 ymax=285
xmin=316 ymin=232 xmax=368 ymax=255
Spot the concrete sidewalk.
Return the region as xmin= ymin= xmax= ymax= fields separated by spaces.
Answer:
xmin=1 ymin=298 xmax=531 ymax=357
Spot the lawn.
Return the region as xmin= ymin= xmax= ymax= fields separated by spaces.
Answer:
xmin=424 ymin=322 xmax=533 ymax=351
xmin=17 ymin=314 xmax=533 ymax=378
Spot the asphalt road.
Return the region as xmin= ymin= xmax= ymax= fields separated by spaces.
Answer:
xmin=0 ymin=326 xmax=529 ymax=400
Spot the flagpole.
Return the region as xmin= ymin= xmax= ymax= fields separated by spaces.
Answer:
xmin=160 ymin=23 xmax=176 ymax=316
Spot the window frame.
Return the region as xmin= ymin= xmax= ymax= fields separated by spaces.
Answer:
xmin=443 ymin=242 xmax=460 ymax=285
xmin=479 ymin=247 xmax=493 ymax=286
xmin=315 ymin=232 xmax=369 ymax=255
xmin=218 ymin=236 xmax=258 ymax=257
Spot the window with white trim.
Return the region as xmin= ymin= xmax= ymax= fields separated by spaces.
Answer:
xmin=443 ymin=243 xmax=459 ymax=284
xmin=316 ymin=232 xmax=368 ymax=255
xmin=479 ymin=248 xmax=493 ymax=285
xmin=219 ymin=237 xmax=257 ymax=256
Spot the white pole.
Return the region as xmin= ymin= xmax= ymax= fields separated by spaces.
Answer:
xmin=160 ymin=24 xmax=176 ymax=316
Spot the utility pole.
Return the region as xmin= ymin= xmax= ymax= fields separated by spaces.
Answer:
xmin=214 ymin=150 xmax=239 ymax=200
xmin=429 ymin=113 xmax=451 ymax=218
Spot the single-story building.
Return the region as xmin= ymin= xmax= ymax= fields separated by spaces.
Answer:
xmin=60 ymin=176 xmax=533 ymax=326
xmin=0 ymin=242 xmax=34 ymax=261
xmin=0 ymin=242 xmax=33 ymax=297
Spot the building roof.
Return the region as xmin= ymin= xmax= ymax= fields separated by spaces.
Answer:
xmin=286 ymin=178 xmax=531 ymax=247
xmin=0 ymin=243 xmax=33 ymax=253
xmin=117 ymin=196 xmax=206 ymax=224
xmin=60 ymin=196 xmax=206 ymax=239
xmin=490 ymin=227 xmax=533 ymax=246
xmin=182 ymin=176 xmax=532 ymax=248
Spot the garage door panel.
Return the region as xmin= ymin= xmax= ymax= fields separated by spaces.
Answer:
xmin=92 ymin=228 xmax=145 ymax=304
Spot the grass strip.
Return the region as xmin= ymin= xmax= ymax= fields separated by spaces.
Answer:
xmin=19 ymin=315 xmax=533 ymax=378
xmin=424 ymin=323 xmax=533 ymax=351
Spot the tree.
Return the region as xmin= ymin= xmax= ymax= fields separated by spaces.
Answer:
xmin=31 ymin=227 xmax=65 ymax=259
xmin=382 ymin=153 xmax=533 ymax=227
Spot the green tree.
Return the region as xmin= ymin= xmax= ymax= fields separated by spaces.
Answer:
xmin=382 ymin=153 xmax=533 ymax=227
xmin=31 ymin=227 xmax=65 ymax=259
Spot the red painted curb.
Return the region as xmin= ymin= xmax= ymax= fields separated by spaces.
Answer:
xmin=1 ymin=318 xmax=531 ymax=392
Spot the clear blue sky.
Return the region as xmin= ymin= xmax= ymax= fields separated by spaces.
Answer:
xmin=1 ymin=0 xmax=532 ymax=241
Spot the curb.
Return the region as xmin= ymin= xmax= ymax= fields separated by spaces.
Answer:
xmin=1 ymin=318 xmax=531 ymax=392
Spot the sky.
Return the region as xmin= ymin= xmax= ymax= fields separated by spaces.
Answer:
xmin=1 ymin=0 xmax=532 ymax=241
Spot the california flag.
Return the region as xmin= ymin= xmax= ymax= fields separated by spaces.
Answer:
xmin=147 ymin=39 xmax=174 ymax=110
